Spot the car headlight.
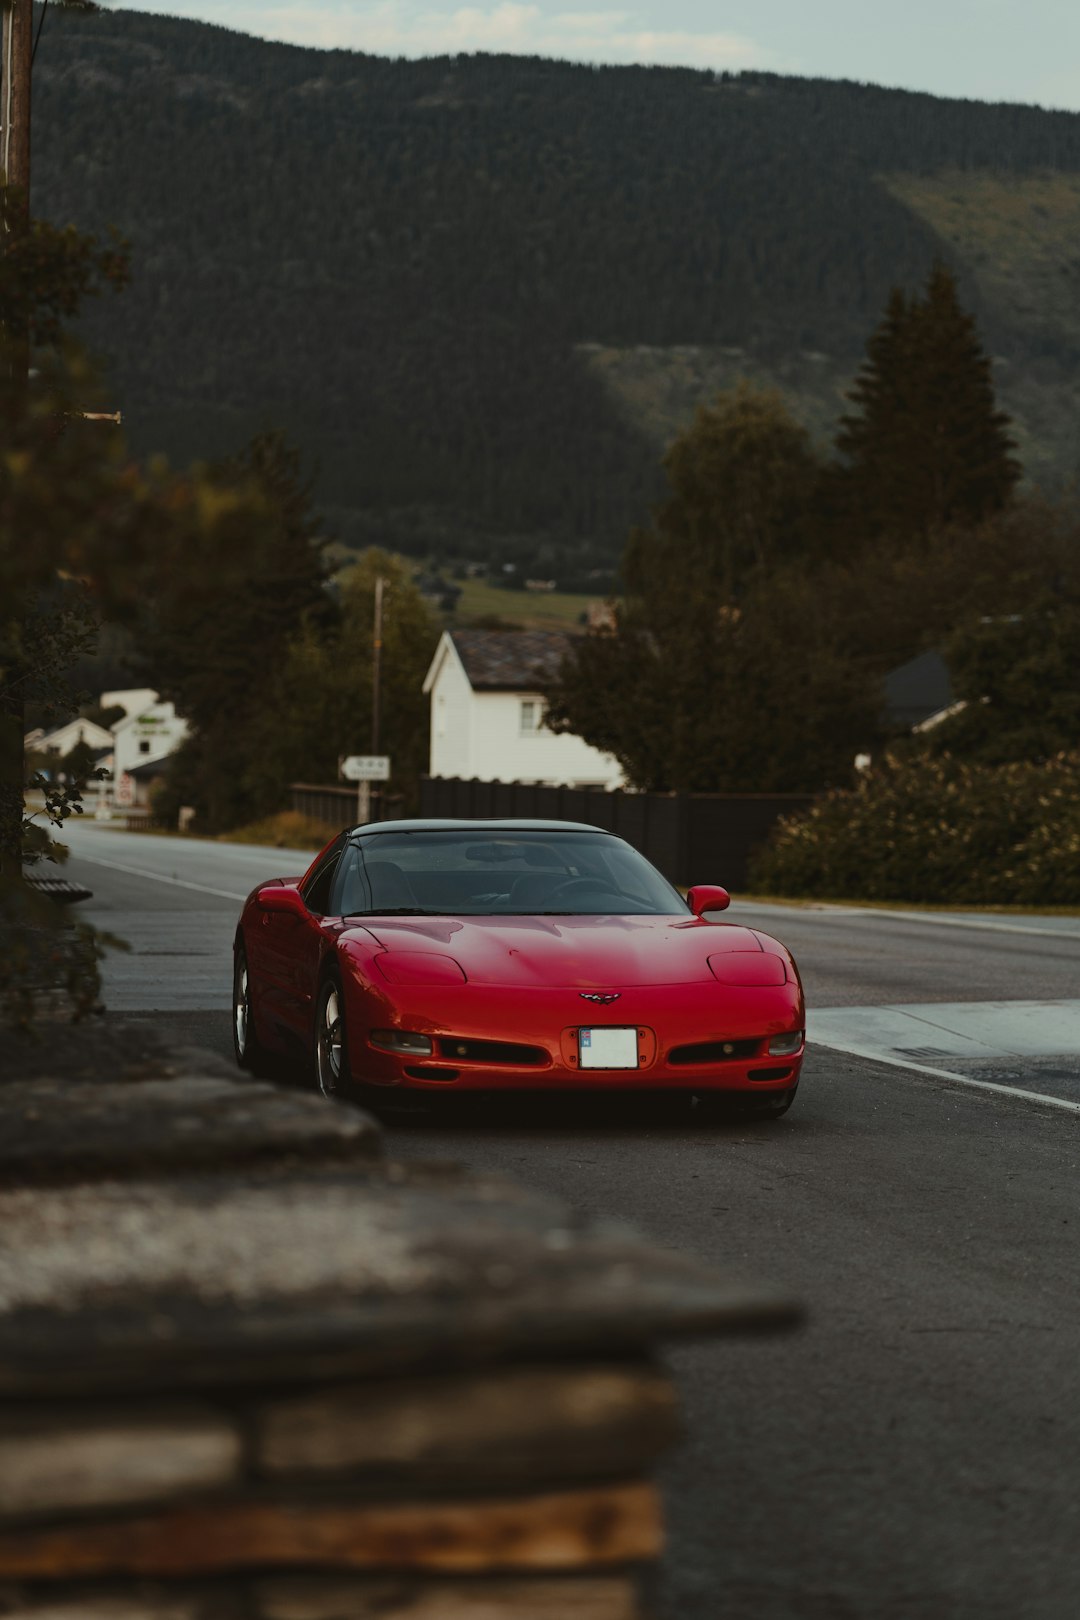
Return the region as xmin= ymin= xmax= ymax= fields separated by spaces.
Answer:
xmin=374 ymin=953 xmax=467 ymax=985
xmin=768 ymin=1030 xmax=804 ymax=1056
xmin=370 ymin=1029 xmax=434 ymax=1056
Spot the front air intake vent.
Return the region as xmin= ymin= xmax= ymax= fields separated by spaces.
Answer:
xmin=668 ymin=1038 xmax=761 ymax=1067
xmin=437 ymin=1038 xmax=549 ymax=1067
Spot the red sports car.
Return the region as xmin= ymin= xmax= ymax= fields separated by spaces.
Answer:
xmin=232 ymin=818 xmax=805 ymax=1116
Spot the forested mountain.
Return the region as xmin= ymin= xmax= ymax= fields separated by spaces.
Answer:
xmin=32 ymin=6 xmax=1080 ymax=577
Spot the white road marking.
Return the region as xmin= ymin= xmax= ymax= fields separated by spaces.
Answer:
xmin=738 ymin=901 xmax=1080 ymax=942
xmin=811 ymin=999 xmax=1080 ymax=1115
xmin=811 ymin=1041 xmax=1080 ymax=1116
xmin=67 ymin=850 xmax=247 ymax=903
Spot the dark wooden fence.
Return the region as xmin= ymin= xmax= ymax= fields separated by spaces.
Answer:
xmin=419 ymin=777 xmax=814 ymax=891
xmin=291 ymin=781 xmax=364 ymax=828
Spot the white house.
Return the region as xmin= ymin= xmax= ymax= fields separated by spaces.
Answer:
xmin=110 ymin=697 xmax=189 ymax=810
xmin=423 ymin=629 xmax=625 ymax=790
xmin=24 ymin=717 xmax=113 ymax=758
xmin=101 ymin=687 xmax=160 ymax=721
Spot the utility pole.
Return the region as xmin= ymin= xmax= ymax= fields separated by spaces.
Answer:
xmin=0 ymin=0 xmax=33 ymax=881
xmin=1 ymin=0 xmax=32 ymax=199
xmin=1 ymin=0 xmax=32 ymax=412
xmin=2 ymin=0 xmax=33 ymax=391
xmin=370 ymin=575 xmax=385 ymax=822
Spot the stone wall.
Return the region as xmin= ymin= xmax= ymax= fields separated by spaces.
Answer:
xmin=0 ymin=1024 xmax=800 ymax=1618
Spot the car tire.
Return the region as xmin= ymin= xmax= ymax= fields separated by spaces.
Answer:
xmin=314 ymin=970 xmax=350 ymax=1101
xmin=761 ymin=1085 xmax=798 ymax=1119
xmin=691 ymin=1086 xmax=798 ymax=1122
xmin=232 ymin=943 xmax=276 ymax=1079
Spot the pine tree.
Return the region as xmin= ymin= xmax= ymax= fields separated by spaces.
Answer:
xmin=836 ymin=264 xmax=1020 ymax=543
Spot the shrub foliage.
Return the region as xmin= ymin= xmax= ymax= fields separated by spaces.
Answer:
xmin=750 ymin=753 xmax=1080 ymax=905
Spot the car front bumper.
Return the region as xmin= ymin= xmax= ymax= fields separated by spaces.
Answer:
xmin=344 ymin=976 xmax=805 ymax=1094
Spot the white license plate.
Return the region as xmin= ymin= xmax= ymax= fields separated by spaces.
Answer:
xmin=578 ymin=1026 xmax=639 ymax=1070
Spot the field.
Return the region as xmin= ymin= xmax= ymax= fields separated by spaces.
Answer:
xmin=449 ymin=577 xmax=602 ymax=630
xmin=332 ymin=552 xmax=607 ymax=631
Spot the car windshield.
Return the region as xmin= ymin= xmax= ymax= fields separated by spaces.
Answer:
xmin=340 ymin=829 xmax=688 ymax=917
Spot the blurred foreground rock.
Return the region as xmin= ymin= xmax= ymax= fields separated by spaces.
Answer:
xmin=0 ymin=1020 xmax=801 ymax=1618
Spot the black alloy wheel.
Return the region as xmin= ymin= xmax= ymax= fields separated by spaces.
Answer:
xmin=314 ymin=972 xmax=348 ymax=1100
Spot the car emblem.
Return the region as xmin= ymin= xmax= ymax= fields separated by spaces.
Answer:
xmin=580 ymin=991 xmax=621 ymax=1004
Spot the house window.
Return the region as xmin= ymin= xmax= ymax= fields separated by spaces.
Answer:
xmin=520 ymin=700 xmax=544 ymax=735
xmin=138 ymin=740 xmax=151 ymax=755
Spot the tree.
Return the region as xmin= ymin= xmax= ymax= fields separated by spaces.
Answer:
xmin=0 ymin=200 xmax=131 ymax=878
xmin=148 ymin=432 xmax=331 ymax=831
xmin=547 ymin=384 xmax=878 ymax=793
xmin=0 ymin=197 xmax=291 ymax=1022
xmin=835 ymin=263 xmax=1020 ymax=543
xmin=626 ymin=380 xmax=825 ymax=608
xmin=921 ymin=596 xmax=1080 ymax=765
xmin=236 ymin=550 xmax=441 ymax=824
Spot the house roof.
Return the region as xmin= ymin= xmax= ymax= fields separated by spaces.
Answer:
xmin=128 ymin=756 xmax=171 ymax=780
xmin=446 ymin=628 xmax=574 ymax=692
xmin=26 ymin=718 xmax=114 ymax=753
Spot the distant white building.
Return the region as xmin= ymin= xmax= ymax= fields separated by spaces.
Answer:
xmin=110 ymin=697 xmax=189 ymax=810
xmin=24 ymin=717 xmax=113 ymax=758
xmin=423 ymin=629 xmax=625 ymax=790
xmin=101 ymin=687 xmax=159 ymax=721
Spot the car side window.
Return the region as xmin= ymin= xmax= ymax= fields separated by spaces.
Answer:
xmin=333 ymin=846 xmax=365 ymax=915
xmin=301 ymin=838 xmax=345 ymax=916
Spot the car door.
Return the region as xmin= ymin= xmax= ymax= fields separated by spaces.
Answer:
xmin=259 ymin=838 xmax=345 ymax=1041
xmin=289 ymin=839 xmax=349 ymax=1040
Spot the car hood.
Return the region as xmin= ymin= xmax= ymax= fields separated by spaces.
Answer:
xmin=353 ymin=914 xmax=786 ymax=988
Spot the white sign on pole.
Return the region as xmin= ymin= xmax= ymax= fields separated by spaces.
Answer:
xmin=341 ymin=755 xmax=391 ymax=782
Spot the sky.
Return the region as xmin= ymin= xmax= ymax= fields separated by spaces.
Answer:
xmin=117 ymin=1 xmax=1080 ymax=111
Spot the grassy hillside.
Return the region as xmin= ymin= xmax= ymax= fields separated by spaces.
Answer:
xmin=584 ymin=170 xmax=1080 ymax=479
xmin=884 ymin=171 xmax=1080 ymax=484
xmin=33 ymin=10 xmax=1080 ymax=575
xmin=580 ymin=342 xmax=854 ymax=454
xmin=450 ymin=578 xmax=598 ymax=630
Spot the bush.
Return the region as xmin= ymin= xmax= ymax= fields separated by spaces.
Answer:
xmin=219 ymin=811 xmax=330 ymax=851
xmin=749 ymin=753 xmax=1080 ymax=905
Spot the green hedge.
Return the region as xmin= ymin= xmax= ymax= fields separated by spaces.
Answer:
xmin=749 ymin=753 xmax=1080 ymax=905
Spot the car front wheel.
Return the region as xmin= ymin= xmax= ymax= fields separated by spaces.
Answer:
xmin=761 ymin=1085 xmax=798 ymax=1119
xmin=314 ymin=972 xmax=348 ymax=1100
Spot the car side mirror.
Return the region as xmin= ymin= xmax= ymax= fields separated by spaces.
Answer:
xmin=687 ymin=884 xmax=731 ymax=916
xmin=258 ymin=885 xmax=308 ymax=917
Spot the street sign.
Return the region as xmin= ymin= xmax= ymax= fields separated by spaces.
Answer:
xmin=341 ymin=754 xmax=391 ymax=782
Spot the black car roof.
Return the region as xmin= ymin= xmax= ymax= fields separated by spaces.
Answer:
xmin=350 ymin=817 xmax=610 ymax=838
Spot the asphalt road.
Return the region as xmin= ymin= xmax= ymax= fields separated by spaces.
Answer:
xmin=38 ymin=821 xmax=1080 ymax=1618
xmin=51 ymin=819 xmax=1080 ymax=1014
